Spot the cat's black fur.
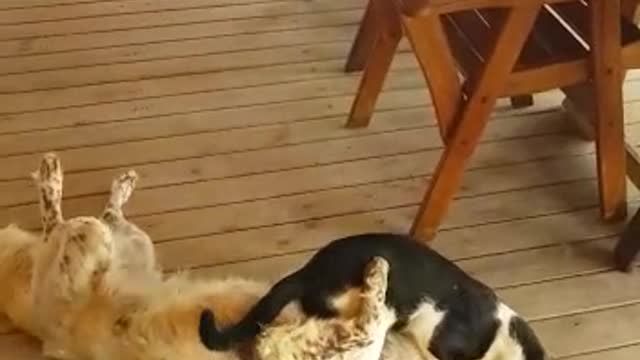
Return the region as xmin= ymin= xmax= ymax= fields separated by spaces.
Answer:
xmin=199 ymin=233 xmax=546 ymax=360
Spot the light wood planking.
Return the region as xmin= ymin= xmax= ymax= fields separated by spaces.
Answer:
xmin=1 ymin=0 xmax=640 ymax=358
xmin=0 ymin=106 xmax=567 ymax=199
xmin=0 ymin=69 xmax=423 ymax=131
xmin=0 ymin=0 xmax=362 ymax=37
xmin=0 ymin=26 xmax=360 ymax=75
xmin=0 ymin=0 xmax=337 ymax=21
xmin=569 ymin=344 xmax=640 ymax=360
xmin=0 ymin=9 xmax=362 ymax=57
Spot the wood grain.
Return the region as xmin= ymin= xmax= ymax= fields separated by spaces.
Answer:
xmin=1 ymin=0 xmax=640 ymax=358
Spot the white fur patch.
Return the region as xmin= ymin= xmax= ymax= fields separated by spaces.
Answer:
xmin=400 ymin=301 xmax=446 ymax=359
xmin=481 ymin=303 xmax=525 ymax=360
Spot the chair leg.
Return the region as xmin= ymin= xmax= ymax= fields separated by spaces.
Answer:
xmin=403 ymin=14 xmax=462 ymax=142
xmin=345 ymin=1 xmax=379 ymax=73
xmin=622 ymin=0 xmax=640 ymax=21
xmin=590 ymin=0 xmax=627 ymax=221
xmin=346 ymin=4 xmax=402 ymax=129
xmin=510 ymin=95 xmax=534 ymax=109
xmin=410 ymin=5 xmax=541 ymax=241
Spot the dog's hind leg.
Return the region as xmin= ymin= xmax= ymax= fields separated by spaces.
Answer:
xmin=256 ymin=257 xmax=394 ymax=360
xmin=102 ymin=170 xmax=138 ymax=225
xmin=101 ymin=170 xmax=157 ymax=274
xmin=31 ymin=153 xmax=64 ymax=238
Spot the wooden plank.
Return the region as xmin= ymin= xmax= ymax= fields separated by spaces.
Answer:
xmin=0 ymin=111 xmax=576 ymax=197
xmin=0 ymin=0 xmax=360 ymax=36
xmin=567 ymin=344 xmax=640 ymax=360
xmin=0 ymin=90 xmax=431 ymax=155
xmin=460 ymin=237 xmax=619 ymax=289
xmin=0 ymin=75 xmax=560 ymax=136
xmin=10 ymin=49 xmax=640 ymax=118
xmin=500 ymin=272 xmax=640 ymax=322
xmin=0 ymin=97 xmax=427 ymax=158
xmin=0 ymin=0 xmax=301 ymax=12
xmin=533 ymin=304 xmax=640 ymax=358
xmin=0 ymin=0 xmax=320 ymax=15
xmin=3 ymin=63 xmax=639 ymax=133
xmin=192 ymin=182 xmax=637 ymax=280
xmin=9 ymin=68 xmax=640 ymax=144
xmin=0 ymin=109 xmax=567 ymax=206
xmin=0 ymin=138 xmax=598 ymax=231
xmin=0 ymin=27 xmax=361 ymax=76
xmin=0 ymin=42 xmax=361 ymax=92
xmin=0 ymin=68 xmax=423 ymax=132
xmin=2 ymin=130 xmax=600 ymax=231
xmin=95 ymin=180 xmax=636 ymax=243
xmin=0 ymin=54 xmax=416 ymax=112
xmin=0 ymin=9 xmax=362 ymax=57
xmin=159 ymin=204 xmax=623 ymax=272
xmin=0 ymin=92 xmax=569 ymax=160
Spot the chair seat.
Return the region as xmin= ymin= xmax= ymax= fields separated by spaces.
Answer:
xmin=398 ymin=0 xmax=575 ymax=15
xmin=444 ymin=3 xmax=640 ymax=97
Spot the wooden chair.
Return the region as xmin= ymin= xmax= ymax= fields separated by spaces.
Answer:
xmin=344 ymin=0 xmax=640 ymax=241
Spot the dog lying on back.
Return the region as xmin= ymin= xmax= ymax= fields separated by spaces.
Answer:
xmin=0 ymin=153 xmax=427 ymax=360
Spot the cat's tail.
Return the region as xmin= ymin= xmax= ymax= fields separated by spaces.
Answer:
xmin=509 ymin=315 xmax=547 ymax=360
xmin=199 ymin=270 xmax=305 ymax=351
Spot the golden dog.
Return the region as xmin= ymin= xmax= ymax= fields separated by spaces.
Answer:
xmin=0 ymin=153 xmax=422 ymax=360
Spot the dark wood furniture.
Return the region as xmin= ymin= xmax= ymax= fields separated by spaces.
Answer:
xmin=344 ymin=0 xmax=640 ymax=268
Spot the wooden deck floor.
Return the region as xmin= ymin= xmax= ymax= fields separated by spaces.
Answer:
xmin=1 ymin=0 xmax=640 ymax=358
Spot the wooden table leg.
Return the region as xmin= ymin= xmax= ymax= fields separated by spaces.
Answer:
xmin=590 ymin=0 xmax=627 ymax=221
xmin=622 ymin=0 xmax=640 ymax=20
xmin=345 ymin=1 xmax=378 ymax=73
xmin=346 ymin=0 xmax=402 ymax=128
xmin=560 ymin=1 xmax=639 ymax=271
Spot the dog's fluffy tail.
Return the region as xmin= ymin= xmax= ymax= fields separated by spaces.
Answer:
xmin=0 ymin=224 xmax=39 ymax=333
xmin=0 ymin=224 xmax=37 ymax=276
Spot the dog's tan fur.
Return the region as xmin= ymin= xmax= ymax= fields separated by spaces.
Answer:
xmin=0 ymin=153 xmax=425 ymax=360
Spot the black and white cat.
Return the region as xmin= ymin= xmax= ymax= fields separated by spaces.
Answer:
xmin=199 ymin=233 xmax=547 ymax=360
